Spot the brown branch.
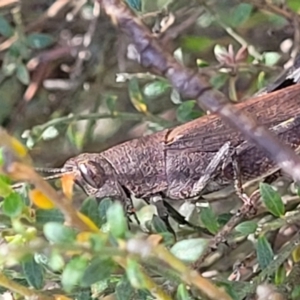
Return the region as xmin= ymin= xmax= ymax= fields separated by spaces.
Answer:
xmin=98 ymin=0 xmax=300 ymax=187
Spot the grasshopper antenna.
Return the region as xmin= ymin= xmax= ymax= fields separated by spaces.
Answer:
xmin=34 ymin=167 xmax=65 ymax=174
xmin=42 ymin=173 xmax=70 ymax=181
xmin=11 ymin=171 xmax=74 ymax=191
xmin=35 ymin=168 xmax=74 ymax=180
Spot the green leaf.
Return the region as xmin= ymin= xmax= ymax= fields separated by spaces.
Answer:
xmin=62 ymin=256 xmax=88 ymax=292
xmin=196 ymin=58 xmax=209 ymax=68
xmin=98 ymin=198 xmax=113 ymax=224
xmin=106 ymin=202 xmax=127 ymax=238
xmin=216 ymin=281 xmax=241 ymax=300
xmin=217 ymin=213 xmax=232 ymax=226
xmin=288 ymin=0 xmax=300 ymax=13
xmin=3 ymin=192 xmax=24 ymax=218
xmin=0 ymin=15 xmax=14 ymax=38
xmin=81 ymin=257 xmax=115 ymax=287
xmin=105 ymin=94 xmax=117 ymax=114
xmin=126 ymin=259 xmax=144 ymax=289
xmin=256 ymin=235 xmax=274 ymax=269
xmin=295 ymin=182 xmax=300 ymax=197
xmin=89 ymin=234 xmax=107 ymax=252
xmin=41 ymin=126 xmax=59 ymax=141
xmin=16 ymin=63 xmax=30 ymax=85
xmin=125 ymin=0 xmax=142 ymax=11
xmin=35 ymin=209 xmax=64 ymax=224
xmin=235 ymin=221 xmax=257 ymax=235
xmin=10 ymin=40 xmax=30 ymax=60
xmin=80 ymin=197 xmax=101 ymax=227
xmin=230 ymin=3 xmax=253 ymax=27
xmin=116 ymin=275 xmax=135 ymax=300
xmin=181 ymin=36 xmax=214 ymax=52
xmin=143 ymin=80 xmax=170 ymax=98
xmin=22 ymin=254 xmax=44 ymax=289
xmin=171 ymin=238 xmax=209 ymax=263
xmin=0 ymin=176 xmax=13 ymax=197
xmin=176 ymin=284 xmax=192 ymax=300
xmin=66 ymin=123 xmax=83 ymax=150
xmin=0 ymin=148 xmax=4 ymax=167
xmin=210 ymin=73 xmax=228 ymax=90
xmin=176 ymin=100 xmax=202 ymax=123
xmin=128 ymin=78 xmax=148 ymax=113
xmin=2 ymin=51 xmax=17 ymax=76
xmin=0 ymin=175 xmax=11 ymax=185
xmin=26 ymin=33 xmax=55 ymax=49
xmin=200 ymin=206 xmax=219 ymax=234
xmin=73 ymin=290 xmax=92 ymax=300
xmin=43 ymin=222 xmax=76 ymax=244
xmin=158 ymin=231 xmax=175 ymax=246
xmin=259 ymin=182 xmax=285 ymax=217
xmin=292 ymin=286 xmax=300 ymax=300
xmin=257 ymin=71 xmax=267 ymax=91
xmin=263 ymin=52 xmax=281 ymax=67
xmin=275 ymin=264 xmax=286 ymax=285
xmin=48 ymin=251 xmax=65 ymax=272
xmin=151 ymin=215 xmax=168 ymax=233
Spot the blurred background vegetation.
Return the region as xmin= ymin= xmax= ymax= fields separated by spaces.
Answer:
xmin=1 ymin=0 xmax=300 ymax=299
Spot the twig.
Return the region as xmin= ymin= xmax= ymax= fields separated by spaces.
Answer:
xmin=2 ymin=161 xmax=92 ymax=232
xmin=31 ymin=111 xmax=171 ymax=134
xmin=115 ymin=256 xmax=173 ymax=300
xmin=193 ymin=191 xmax=260 ymax=269
xmin=0 ymin=0 xmax=19 ymax=8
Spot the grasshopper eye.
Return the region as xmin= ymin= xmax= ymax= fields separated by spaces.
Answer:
xmin=78 ymin=162 xmax=103 ymax=188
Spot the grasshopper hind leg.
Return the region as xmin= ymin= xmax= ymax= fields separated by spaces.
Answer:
xmin=149 ymin=195 xmax=175 ymax=235
xmin=149 ymin=195 xmax=211 ymax=235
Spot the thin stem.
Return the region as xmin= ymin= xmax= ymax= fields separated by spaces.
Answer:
xmin=152 ymin=245 xmax=232 ymax=300
xmin=4 ymin=162 xmax=95 ymax=232
xmin=31 ymin=111 xmax=171 ymax=134
xmin=0 ymin=272 xmax=53 ymax=300
xmin=114 ymin=256 xmax=173 ymax=300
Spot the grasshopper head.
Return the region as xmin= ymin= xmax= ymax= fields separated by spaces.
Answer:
xmin=63 ymin=154 xmax=104 ymax=190
xmin=63 ymin=154 xmax=121 ymax=199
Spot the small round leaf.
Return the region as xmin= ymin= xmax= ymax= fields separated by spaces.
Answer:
xmin=3 ymin=192 xmax=24 ymax=217
xmin=22 ymin=254 xmax=44 ymax=289
xmin=106 ymin=202 xmax=127 ymax=238
xmin=259 ymin=182 xmax=285 ymax=217
xmin=171 ymin=238 xmax=209 ymax=263
xmin=26 ymin=33 xmax=55 ymax=49
xmin=43 ymin=222 xmax=76 ymax=244
xmin=61 ymin=256 xmax=88 ymax=292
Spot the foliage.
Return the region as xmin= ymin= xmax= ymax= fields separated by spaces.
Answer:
xmin=0 ymin=0 xmax=300 ymax=299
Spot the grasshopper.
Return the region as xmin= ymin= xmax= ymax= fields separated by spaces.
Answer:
xmin=38 ymin=82 xmax=300 ymax=229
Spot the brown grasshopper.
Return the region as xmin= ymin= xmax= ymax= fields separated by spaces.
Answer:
xmin=38 ymin=82 xmax=300 ymax=229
